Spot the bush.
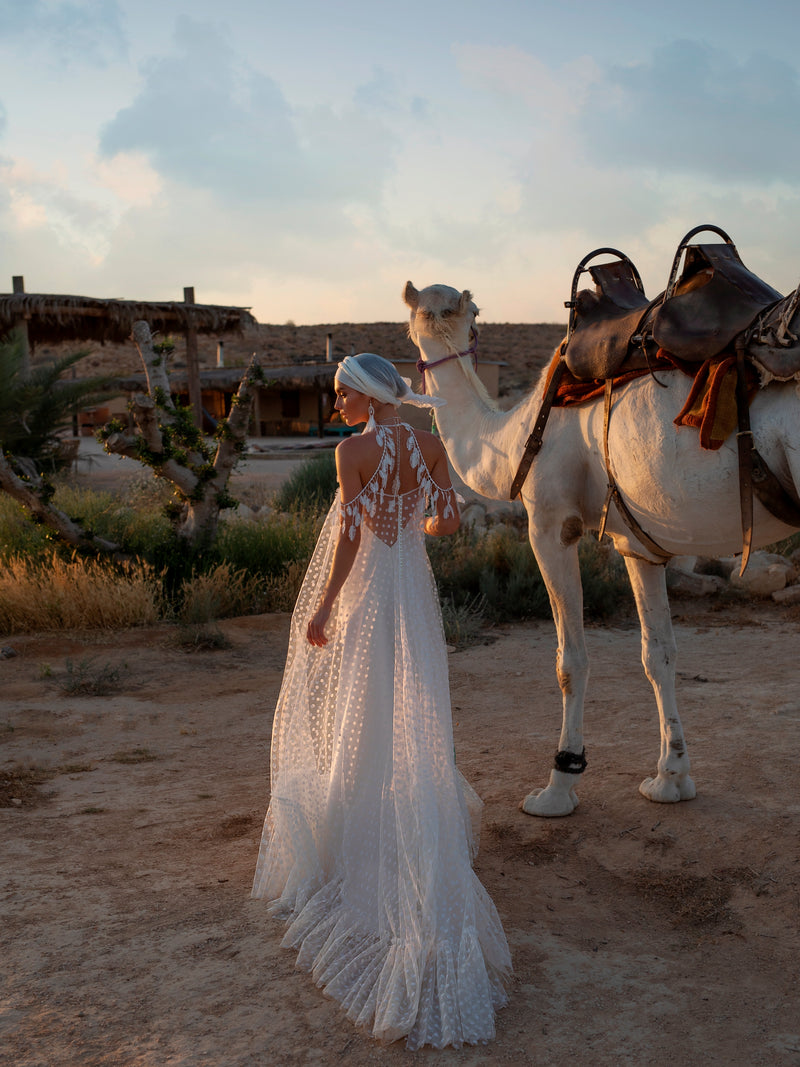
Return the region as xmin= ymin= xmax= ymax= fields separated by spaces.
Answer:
xmin=212 ymin=512 xmax=321 ymax=578
xmin=428 ymin=526 xmax=550 ymax=622
xmin=273 ymin=450 xmax=337 ymax=512
xmin=428 ymin=525 xmax=633 ymax=624
xmin=0 ymin=495 xmax=54 ymax=561
xmin=178 ymin=562 xmax=263 ymax=623
xmin=578 ymin=536 xmax=634 ymax=619
xmin=52 ymin=482 xmax=174 ymax=559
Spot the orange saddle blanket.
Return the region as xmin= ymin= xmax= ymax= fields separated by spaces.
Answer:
xmin=548 ymin=348 xmax=759 ymax=451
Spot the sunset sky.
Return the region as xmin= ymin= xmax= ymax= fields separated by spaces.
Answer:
xmin=1 ymin=0 xmax=798 ymax=325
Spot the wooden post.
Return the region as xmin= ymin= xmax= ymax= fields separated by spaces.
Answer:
xmin=12 ymin=275 xmax=31 ymax=377
xmin=183 ymin=286 xmax=202 ymax=430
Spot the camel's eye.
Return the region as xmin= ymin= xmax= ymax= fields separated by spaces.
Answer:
xmin=441 ymin=308 xmax=452 ymax=317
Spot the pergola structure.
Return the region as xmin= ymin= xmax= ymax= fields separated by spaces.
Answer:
xmin=0 ymin=276 xmax=256 ymax=427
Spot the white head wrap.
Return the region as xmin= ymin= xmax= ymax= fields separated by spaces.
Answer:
xmin=335 ymin=353 xmax=446 ymax=431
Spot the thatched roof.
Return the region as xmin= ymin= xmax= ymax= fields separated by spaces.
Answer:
xmin=0 ymin=292 xmax=256 ymax=347
xmin=115 ymin=362 xmax=339 ymax=393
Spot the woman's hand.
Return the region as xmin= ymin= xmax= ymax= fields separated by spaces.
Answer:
xmin=307 ymin=602 xmax=332 ymax=646
xmin=424 ymin=509 xmax=460 ymax=537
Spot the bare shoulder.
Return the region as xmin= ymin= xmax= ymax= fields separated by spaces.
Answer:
xmin=412 ymin=427 xmax=449 ymax=464
xmin=336 ymin=432 xmax=381 ymax=488
xmin=335 ymin=433 xmax=375 ymax=465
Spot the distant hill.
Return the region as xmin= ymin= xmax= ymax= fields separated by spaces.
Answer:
xmin=36 ymin=320 xmax=567 ymax=399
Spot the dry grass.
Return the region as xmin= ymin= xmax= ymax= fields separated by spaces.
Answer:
xmin=178 ymin=562 xmax=262 ymax=623
xmin=0 ymin=553 xmax=162 ymax=633
xmin=259 ymin=560 xmax=307 ymax=613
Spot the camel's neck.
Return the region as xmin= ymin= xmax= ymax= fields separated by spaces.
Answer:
xmin=416 ymin=335 xmax=541 ymax=499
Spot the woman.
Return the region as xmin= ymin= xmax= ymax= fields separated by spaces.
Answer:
xmin=252 ymin=353 xmax=511 ymax=1049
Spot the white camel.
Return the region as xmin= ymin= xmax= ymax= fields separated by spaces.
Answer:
xmin=404 ymin=281 xmax=800 ymax=817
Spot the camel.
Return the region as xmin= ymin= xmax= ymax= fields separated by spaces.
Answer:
xmin=404 ymin=280 xmax=800 ymax=817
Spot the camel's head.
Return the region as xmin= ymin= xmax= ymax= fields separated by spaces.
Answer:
xmin=403 ymin=282 xmax=479 ymax=353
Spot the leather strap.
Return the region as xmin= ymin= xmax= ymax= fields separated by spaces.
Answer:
xmin=734 ymin=342 xmax=754 ymax=575
xmin=598 ymin=378 xmax=672 ymax=561
xmin=509 ymin=356 xmax=567 ymax=499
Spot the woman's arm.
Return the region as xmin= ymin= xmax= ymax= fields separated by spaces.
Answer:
xmin=423 ymin=439 xmax=460 ymax=537
xmin=306 ymin=441 xmax=363 ymax=646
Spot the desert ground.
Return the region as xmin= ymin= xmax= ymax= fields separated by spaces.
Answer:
xmin=3 ymin=447 xmax=800 ymax=1066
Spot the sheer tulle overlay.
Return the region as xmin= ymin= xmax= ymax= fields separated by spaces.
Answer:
xmin=252 ymin=423 xmax=511 ymax=1049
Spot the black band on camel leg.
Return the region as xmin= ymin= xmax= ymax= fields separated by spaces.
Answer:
xmin=554 ymin=748 xmax=587 ymax=774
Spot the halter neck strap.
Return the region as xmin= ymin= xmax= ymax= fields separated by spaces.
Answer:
xmin=415 ymin=328 xmax=479 ymax=394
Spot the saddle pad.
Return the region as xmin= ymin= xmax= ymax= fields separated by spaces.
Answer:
xmin=673 ymin=353 xmax=758 ymax=450
xmin=544 ymin=347 xmax=757 ymax=451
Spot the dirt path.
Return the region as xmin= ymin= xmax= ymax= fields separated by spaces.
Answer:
xmin=2 ymin=602 xmax=800 ymax=1066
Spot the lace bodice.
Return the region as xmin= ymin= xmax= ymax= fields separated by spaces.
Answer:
xmin=338 ymin=422 xmax=456 ymax=544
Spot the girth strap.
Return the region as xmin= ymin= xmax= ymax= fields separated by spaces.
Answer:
xmin=734 ymin=342 xmax=755 ymax=575
xmin=597 ymin=378 xmax=672 ymax=561
xmin=510 ymin=355 xmax=567 ymax=499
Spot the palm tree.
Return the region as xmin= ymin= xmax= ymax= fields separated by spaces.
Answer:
xmin=0 ymin=336 xmax=116 ymax=470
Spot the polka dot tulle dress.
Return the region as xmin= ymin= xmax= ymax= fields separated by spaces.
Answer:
xmin=252 ymin=422 xmax=511 ymax=1049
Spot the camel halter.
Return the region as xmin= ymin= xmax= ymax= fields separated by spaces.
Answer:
xmin=415 ymin=328 xmax=479 ymax=394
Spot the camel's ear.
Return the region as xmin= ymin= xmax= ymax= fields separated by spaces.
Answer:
xmin=403 ymin=281 xmax=419 ymax=309
xmin=458 ymin=289 xmax=476 ymax=315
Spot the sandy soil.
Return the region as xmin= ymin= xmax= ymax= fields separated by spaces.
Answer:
xmin=2 ymin=595 xmax=800 ymax=1066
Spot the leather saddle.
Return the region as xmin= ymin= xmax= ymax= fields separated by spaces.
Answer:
xmin=651 ymin=226 xmax=782 ymax=361
xmin=563 ymin=225 xmax=785 ymax=381
xmin=562 ymin=248 xmax=657 ymax=380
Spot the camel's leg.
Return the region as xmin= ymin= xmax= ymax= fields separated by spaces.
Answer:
xmin=623 ymin=557 xmax=696 ymax=804
xmin=521 ymin=533 xmax=588 ymax=817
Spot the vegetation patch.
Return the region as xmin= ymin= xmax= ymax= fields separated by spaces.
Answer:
xmin=0 ymin=760 xmax=92 ymax=807
xmin=0 ymin=553 xmax=162 ymax=633
xmin=628 ymin=867 xmax=755 ymax=929
xmin=175 ymin=622 xmax=232 ymax=651
xmin=60 ymin=657 xmax=128 ymax=695
xmin=109 ymin=747 xmax=159 ymax=764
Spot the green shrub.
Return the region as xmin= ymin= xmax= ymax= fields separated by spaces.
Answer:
xmin=52 ymin=482 xmax=174 ymax=558
xmin=578 ymin=535 xmax=634 ymax=619
xmin=212 ymin=512 xmax=321 ymax=578
xmin=429 ymin=526 xmax=550 ymax=622
xmin=0 ymin=496 xmax=54 ymax=561
xmin=273 ymin=451 xmax=337 ymax=513
xmin=428 ymin=526 xmax=632 ymax=624
xmin=440 ymin=594 xmax=487 ymax=648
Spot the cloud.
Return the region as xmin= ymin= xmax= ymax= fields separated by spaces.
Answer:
xmin=579 ymin=40 xmax=800 ymax=182
xmin=0 ymin=0 xmax=126 ymax=66
xmin=0 ymin=155 xmax=117 ymax=265
xmin=100 ymin=17 xmax=396 ymax=207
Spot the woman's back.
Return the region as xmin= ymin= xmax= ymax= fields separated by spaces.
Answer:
xmin=338 ymin=422 xmax=456 ymax=547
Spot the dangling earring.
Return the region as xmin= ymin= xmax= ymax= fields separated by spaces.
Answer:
xmin=366 ymin=400 xmax=377 ymax=433
xmin=368 ymin=401 xmax=375 ymax=421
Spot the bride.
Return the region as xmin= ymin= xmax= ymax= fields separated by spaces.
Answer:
xmin=251 ymin=353 xmax=511 ymax=1049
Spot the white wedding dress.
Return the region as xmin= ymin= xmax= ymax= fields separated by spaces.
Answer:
xmin=252 ymin=422 xmax=511 ymax=1049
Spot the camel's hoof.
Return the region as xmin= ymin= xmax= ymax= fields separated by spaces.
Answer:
xmin=639 ymin=774 xmax=697 ymax=803
xmin=520 ymin=785 xmax=579 ymax=818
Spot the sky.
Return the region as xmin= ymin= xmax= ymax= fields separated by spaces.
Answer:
xmin=1 ymin=0 xmax=799 ymax=325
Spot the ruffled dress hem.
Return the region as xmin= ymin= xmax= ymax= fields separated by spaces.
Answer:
xmin=265 ymin=878 xmax=510 ymax=1051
